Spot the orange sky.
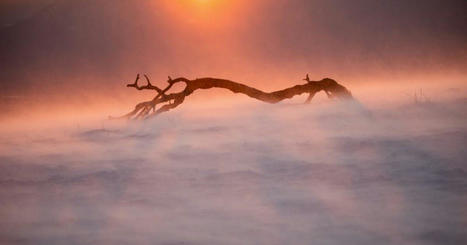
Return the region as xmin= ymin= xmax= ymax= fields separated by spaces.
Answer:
xmin=0 ymin=0 xmax=466 ymax=119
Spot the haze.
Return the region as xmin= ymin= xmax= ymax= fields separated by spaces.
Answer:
xmin=1 ymin=0 xmax=466 ymax=112
xmin=0 ymin=1 xmax=466 ymax=244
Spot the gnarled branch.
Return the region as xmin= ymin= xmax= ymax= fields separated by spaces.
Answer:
xmin=111 ymin=74 xmax=353 ymax=120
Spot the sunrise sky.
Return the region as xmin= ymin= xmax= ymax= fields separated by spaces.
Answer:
xmin=1 ymin=2 xmax=467 ymax=244
xmin=0 ymin=0 xmax=466 ymax=118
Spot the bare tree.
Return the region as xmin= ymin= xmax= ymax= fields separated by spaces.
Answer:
xmin=111 ymin=74 xmax=354 ymax=120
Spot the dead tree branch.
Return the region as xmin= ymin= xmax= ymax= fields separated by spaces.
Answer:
xmin=111 ymin=74 xmax=353 ymax=120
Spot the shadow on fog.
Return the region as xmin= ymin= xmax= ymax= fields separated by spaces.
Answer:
xmin=0 ymin=98 xmax=466 ymax=245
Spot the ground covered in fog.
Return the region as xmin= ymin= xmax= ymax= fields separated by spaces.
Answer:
xmin=0 ymin=98 xmax=466 ymax=245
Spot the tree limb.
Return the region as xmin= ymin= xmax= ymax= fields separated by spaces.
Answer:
xmin=111 ymin=74 xmax=353 ymax=120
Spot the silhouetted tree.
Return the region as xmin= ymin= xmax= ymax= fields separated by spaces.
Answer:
xmin=112 ymin=74 xmax=353 ymax=120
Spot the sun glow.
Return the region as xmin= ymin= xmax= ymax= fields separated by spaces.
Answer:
xmin=159 ymin=0 xmax=250 ymax=28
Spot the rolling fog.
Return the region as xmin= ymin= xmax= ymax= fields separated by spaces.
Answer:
xmin=0 ymin=90 xmax=466 ymax=244
xmin=1 ymin=0 xmax=467 ymax=244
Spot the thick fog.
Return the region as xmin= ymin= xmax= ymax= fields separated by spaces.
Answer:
xmin=1 ymin=0 xmax=467 ymax=244
xmin=1 ymin=91 xmax=467 ymax=244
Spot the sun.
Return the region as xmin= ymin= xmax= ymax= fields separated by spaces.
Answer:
xmin=163 ymin=0 xmax=226 ymax=19
xmin=158 ymin=0 xmax=252 ymax=29
xmin=169 ymin=0 xmax=218 ymax=10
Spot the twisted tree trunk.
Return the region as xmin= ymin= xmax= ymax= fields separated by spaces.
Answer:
xmin=112 ymin=74 xmax=353 ymax=120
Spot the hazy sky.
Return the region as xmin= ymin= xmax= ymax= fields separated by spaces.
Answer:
xmin=0 ymin=0 xmax=466 ymax=99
